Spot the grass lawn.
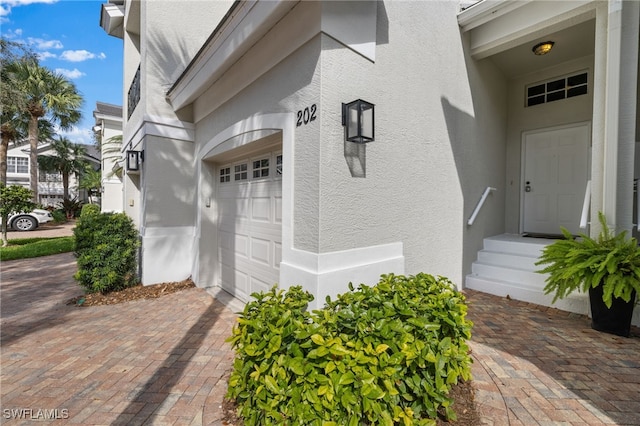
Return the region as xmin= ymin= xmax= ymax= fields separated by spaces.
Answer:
xmin=0 ymin=236 xmax=75 ymax=261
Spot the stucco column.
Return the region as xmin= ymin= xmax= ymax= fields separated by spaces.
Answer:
xmin=615 ymin=1 xmax=639 ymax=233
xmin=590 ymin=1 xmax=640 ymax=235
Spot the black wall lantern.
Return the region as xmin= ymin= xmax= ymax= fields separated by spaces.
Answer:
xmin=342 ymin=99 xmax=374 ymax=143
xmin=126 ymin=150 xmax=144 ymax=172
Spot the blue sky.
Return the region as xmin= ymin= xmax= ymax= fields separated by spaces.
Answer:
xmin=1 ymin=0 xmax=123 ymax=145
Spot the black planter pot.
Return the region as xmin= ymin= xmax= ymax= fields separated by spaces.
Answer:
xmin=588 ymin=286 xmax=636 ymax=337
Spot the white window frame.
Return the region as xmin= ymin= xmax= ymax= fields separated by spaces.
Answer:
xmin=234 ymin=162 xmax=248 ymax=181
xmin=7 ymin=157 xmax=29 ymax=174
xmin=252 ymin=156 xmax=270 ymax=180
xmin=525 ymin=70 xmax=588 ymax=108
xmin=219 ymin=166 xmax=231 ymax=183
xmin=218 ymin=151 xmax=283 ymax=186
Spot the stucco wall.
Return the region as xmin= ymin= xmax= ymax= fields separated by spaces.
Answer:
xmin=139 ymin=1 xmax=233 ymax=121
xmin=195 ymin=35 xmax=323 ymax=251
xmin=143 ymin=135 xmax=196 ymax=228
xmin=504 ymin=55 xmax=594 ymax=234
xmin=100 ymin=118 xmax=123 ymax=213
xmin=316 ymin=1 xmax=506 ymax=285
xmin=191 ymin=0 xmax=509 ymax=289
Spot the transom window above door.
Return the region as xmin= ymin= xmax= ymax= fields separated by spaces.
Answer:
xmin=526 ymin=71 xmax=588 ymax=107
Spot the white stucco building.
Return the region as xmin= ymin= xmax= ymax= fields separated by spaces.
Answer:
xmin=100 ymin=0 xmax=639 ymax=325
xmin=6 ymin=141 xmax=100 ymax=207
xmin=93 ymin=102 xmax=124 ymax=213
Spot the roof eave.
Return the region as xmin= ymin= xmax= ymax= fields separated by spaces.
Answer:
xmin=167 ymin=0 xmax=298 ymax=111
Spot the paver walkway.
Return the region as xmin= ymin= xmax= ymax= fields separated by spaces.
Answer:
xmin=467 ymin=291 xmax=640 ymax=425
xmin=1 ymin=253 xmax=639 ymax=425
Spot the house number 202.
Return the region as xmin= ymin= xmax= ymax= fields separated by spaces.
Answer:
xmin=296 ymin=104 xmax=317 ymax=127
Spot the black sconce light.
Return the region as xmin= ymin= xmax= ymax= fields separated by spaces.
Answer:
xmin=342 ymin=99 xmax=374 ymax=143
xmin=126 ymin=150 xmax=144 ymax=172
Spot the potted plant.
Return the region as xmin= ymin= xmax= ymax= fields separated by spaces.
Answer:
xmin=536 ymin=212 xmax=640 ymax=337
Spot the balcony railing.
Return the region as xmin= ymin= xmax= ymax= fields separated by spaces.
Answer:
xmin=128 ymin=65 xmax=141 ymax=119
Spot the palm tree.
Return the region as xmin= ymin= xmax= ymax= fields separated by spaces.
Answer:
xmin=38 ymin=137 xmax=88 ymax=200
xmin=100 ymin=134 xmax=124 ymax=178
xmin=0 ymin=38 xmax=36 ymax=184
xmin=11 ymin=61 xmax=82 ymax=202
xmin=78 ymin=165 xmax=102 ymax=205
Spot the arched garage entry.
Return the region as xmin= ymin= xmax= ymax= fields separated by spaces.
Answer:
xmin=195 ymin=113 xmax=294 ymax=302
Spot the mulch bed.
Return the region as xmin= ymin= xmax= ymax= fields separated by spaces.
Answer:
xmin=66 ymin=279 xmax=196 ymax=306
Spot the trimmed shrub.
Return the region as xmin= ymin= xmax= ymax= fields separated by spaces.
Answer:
xmin=80 ymin=203 xmax=100 ymax=219
xmin=73 ymin=212 xmax=139 ymax=293
xmin=51 ymin=210 xmax=67 ymax=223
xmin=226 ymin=273 xmax=473 ymax=426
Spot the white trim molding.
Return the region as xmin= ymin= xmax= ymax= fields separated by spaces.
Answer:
xmin=126 ymin=115 xmax=196 ymax=149
xmin=280 ymin=242 xmax=405 ymax=310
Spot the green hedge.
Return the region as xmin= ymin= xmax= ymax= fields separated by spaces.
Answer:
xmin=226 ymin=273 xmax=473 ymax=425
xmin=73 ymin=212 xmax=139 ymax=293
xmin=80 ymin=203 xmax=100 ymax=218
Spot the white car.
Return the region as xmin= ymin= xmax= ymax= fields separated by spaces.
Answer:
xmin=8 ymin=209 xmax=54 ymax=231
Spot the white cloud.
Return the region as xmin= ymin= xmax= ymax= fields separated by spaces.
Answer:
xmin=55 ymin=68 xmax=85 ymax=79
xmin=0 ymin=0 xmax=57 ymax=20
xmin=1 ymin=0 xmax=57 ymax=5
xmin=0 ymin=5 xmax=10 ymax=19
xmin=60 ymin=49 xmax=102 ymax=62
xmin=37 ymin=51 xmax=57 ymax=60
xmin=57 ymin=125 xmax=92 ymax=145
xmin=2 ymin=28 xmax=22 ymax=38
xmin=26 ymin=37 xmax=63 ymax=50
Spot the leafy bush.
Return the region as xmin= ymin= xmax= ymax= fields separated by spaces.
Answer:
xmin=73 ymin=212 xmax=139 ymax=293
xmin=80 ymin=203 xmax=100 ymax=218
xmin=537 ymin=212 xmax=640 ymax=308
xmin=58 ymin=197 xmax=82 ymax=219
xmin=51 ymin=210 xmax=67 ymax=223
xmin=226 ymin=273 xmax=473 ymax=425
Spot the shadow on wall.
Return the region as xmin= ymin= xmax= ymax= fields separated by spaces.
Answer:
xmin=344 ymin=140 xmax=366 ymax=177
xmin=440 ymin=87 xmax=506 ymax=278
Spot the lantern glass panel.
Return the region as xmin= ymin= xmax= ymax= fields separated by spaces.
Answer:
xmin=344 ymin=99 xmax=374 ymax=143
xmin=360 ymin=104 xmax=374 ymax=141
xmin=127 ymin=151 xmax=139 ymax=171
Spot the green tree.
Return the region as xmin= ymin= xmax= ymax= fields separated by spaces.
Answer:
xmin=0 ymin=183 xmax=35 ymax=247
xmin=38 ymin=137 xmax=88 ymax=200
xmin=78 ymin=165 xmax=102 ymax=205
xmin=0 ymin=38 xmax=37 ymax=184
xmin=98 ymin=134 xmax=123 ymax=179
xmin=10 ymin=61 xmax=82 ymax=203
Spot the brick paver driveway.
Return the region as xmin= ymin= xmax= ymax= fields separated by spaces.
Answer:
xmin=2 ymin=252 xmax=640 ymax=425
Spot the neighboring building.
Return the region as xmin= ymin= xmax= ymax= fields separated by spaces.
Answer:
xmin=93 ymin=101 xmax=124 ymax=213
xmin=100 ymin=0 xmax=639 ymax=326
xmin=6 ymin=142 xmax=100 ymax=207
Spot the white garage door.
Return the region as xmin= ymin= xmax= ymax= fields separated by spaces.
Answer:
xmin=217 ymin=152 xmax=282 ymax=302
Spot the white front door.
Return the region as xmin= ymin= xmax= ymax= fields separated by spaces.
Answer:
xmin=522 ymin=123 xmax=590 ymax=235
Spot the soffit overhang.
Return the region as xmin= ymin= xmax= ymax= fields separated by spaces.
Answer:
xmin=100 ymin=2 xmax=125 ymax=39
xmin=167 ymin=0 xmax=299 ymax=111
xmin=458 ymin=0 xmax=596 ymax=59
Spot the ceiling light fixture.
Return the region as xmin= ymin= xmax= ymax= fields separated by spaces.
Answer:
xmin=532 ymin=41 xmax=554 ymax=56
